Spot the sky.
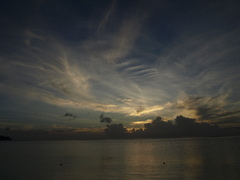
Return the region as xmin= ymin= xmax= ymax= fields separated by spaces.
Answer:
xmin=0 ymin=0 xmax=240 ymax=137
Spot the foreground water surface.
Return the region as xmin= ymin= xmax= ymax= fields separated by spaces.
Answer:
xmin=1 ymin=136 xmax=240 ymax=180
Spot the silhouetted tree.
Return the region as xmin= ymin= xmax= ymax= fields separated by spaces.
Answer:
xmin=174 ymin=115 xmax=219 ymax=136
xmin=102 ymin=115 xmax=221 ymax=139
xmin=175 ymin=115 xmax=196 ymax=126
xmin=131 ymin=128 xmax=146 ymax=138
xmin=0 ymin=136 xmax=12 ymax=140
xmin=105 ymin=123 xmax=126 ymax=138
xmin=144 ymin=117 xmax=175 ymax=137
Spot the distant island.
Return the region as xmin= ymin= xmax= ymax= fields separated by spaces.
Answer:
xmin=103 ymin=116 xmax=240 ymax=139
xmin=0 ymin=136 xmax=12 ymax=141
xmin=1 ymin=115 xmax=240 ymax=141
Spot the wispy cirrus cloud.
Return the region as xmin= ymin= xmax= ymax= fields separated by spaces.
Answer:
xmin=0 ymin=27 xmax=164 ymax=117
xmin=1 ymin=25 xmax=240 ymax=122
xmin=97 ymin=0 xmax=116 ymax=33
xmin=0 ymin=0 xmax=240 ymax=130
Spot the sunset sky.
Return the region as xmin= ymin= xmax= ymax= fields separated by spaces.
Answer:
xmin=1 ymin=0 xmax=240 ymax=136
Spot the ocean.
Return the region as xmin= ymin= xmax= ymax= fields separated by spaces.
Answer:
xmin=1 ymin=136 xmax=240 ymax=180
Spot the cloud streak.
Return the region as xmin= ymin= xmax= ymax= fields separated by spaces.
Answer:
xmin=1 ymin=27 xmax=239 ymax=122
xmin=0 ymin=0 xmax=240 ymax=130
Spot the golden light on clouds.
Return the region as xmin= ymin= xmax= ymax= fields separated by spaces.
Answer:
xmin=131 ymin=119 xmax=152 ymax=125
xmin=129 ymin=105 xmax=164 ymax=116
xmin=1 ymin=0 xmax=240 ymax=135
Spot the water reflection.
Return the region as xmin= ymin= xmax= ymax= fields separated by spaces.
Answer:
xmin=122 ymin=138 xmax=204 ymax=179
xmin=95 ymin=137 xmax=240 ymax=180
xmin=0 ymin=137 xmax=240 ymax=180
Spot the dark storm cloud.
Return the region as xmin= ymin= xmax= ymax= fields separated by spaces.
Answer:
xmin=99 ymin=113 xmax=112 ymax=123
xmin=183 ymin=95 xmax=224 ymax=121
xmin=172 ymin=94 xmax=240 ymax=126
xmin=206 ymin=110 xmax=240 ymax=126
xmin=215 ymin=110 xmax=240 ymax=120
xmin=64 ymin=113 xmax=76 ymax=118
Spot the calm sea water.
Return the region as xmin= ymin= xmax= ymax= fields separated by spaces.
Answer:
xmin=1 ymin=136 xmax=240 ymax=180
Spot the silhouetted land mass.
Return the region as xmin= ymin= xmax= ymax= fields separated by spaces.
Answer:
xmin=104 ymin=116 xmax=240 ymax=139
xmin=1 ymin=116 xmax=239 ymax=140
xmin=0 ymin=135 xmax=12 ymax=141
xmin=219 ymin=127 xmax=240 ymax=137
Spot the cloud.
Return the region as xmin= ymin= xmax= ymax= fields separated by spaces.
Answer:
xmin=24 ymin=30 xmax=45 ymax=46
xmin=80 ymin=1 xmax=151 ymax=64
xmin=154 ymin=30 xmax=240 ymax=94
xmin=64 ymin=113 xmax=76 ymax=118
xmin=2 ymin=31 xmax=239 ymax=123
xmin=1 ymin=0 xmax=240 ymax=129
xmin=1 ymin=27 xmax=239 ymax=124
xmin=97 ymin=0 xmax=116 ymax=33
xmin=168 ymin=93 xmax=240 ymax=126
xmin=129 ymin=105 xmax=164 ymax=116
xmin=99 ymin=113 xmax=112 ymax=123
xmin=0 ymin=3 xmax=154 ymax=117
xmin=131 ymin=119 xmax=152 ymax=125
